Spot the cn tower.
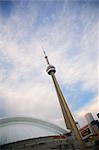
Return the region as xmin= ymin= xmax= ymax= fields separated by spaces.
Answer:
xmin=43 ymin=50 xmax=85 ymax=148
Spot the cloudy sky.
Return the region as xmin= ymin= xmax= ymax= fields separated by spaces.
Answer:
xmin=0 ymin=0 xmax=98 ymax=129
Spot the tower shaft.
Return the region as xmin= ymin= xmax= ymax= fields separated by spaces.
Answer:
xmin=51 ymin=73 xmax=84 ymax=147
xmin=43 ymin=50 xmax=86 ymax=148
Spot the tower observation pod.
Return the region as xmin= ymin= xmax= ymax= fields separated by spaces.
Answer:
xmin=43 ymin=50 xmax=86 ymax=149
xmin=46 ymin=65 xmax=56 ymax=75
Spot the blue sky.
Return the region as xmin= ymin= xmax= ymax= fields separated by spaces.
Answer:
xmin=0 ymin=0 xmax=98 ymax=128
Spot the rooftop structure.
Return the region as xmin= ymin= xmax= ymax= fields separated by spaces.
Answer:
xmin=0 ymin=116 xmax=69 ymax=145
xmin=85 ymin=113 xmax=95 ymax=124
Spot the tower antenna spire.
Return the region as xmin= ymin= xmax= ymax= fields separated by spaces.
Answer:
xmin=42 ymin=47 xmax=50 ymax=65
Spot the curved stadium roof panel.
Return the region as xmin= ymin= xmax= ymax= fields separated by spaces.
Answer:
xmin=0 ymin=116 xmax=69 ymax=145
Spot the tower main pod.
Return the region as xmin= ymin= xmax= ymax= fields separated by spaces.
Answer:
xmin=44 ymin=51 xmax=85 ymax=148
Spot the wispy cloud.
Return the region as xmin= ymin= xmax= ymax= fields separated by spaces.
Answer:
xmin=0 ymin=0 xmax=98 ymax=128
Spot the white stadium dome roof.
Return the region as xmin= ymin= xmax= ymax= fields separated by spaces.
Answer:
xmin=0 ymin=116 xmax=69 ymax=145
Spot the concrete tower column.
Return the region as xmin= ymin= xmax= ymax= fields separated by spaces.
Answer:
xmin=43 ymin=50 xmax=86 ymax=148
